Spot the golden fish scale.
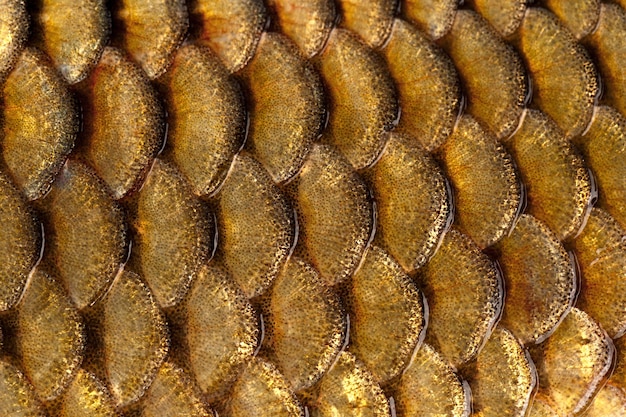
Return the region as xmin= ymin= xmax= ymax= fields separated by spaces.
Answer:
xmin=0 ymin=0 xmax=625 ymax=416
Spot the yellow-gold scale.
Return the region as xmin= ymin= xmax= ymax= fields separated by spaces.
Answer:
xmin=0 ymin=0 xmax=625 ymax=416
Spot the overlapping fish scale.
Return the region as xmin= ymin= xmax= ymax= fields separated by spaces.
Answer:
xmin=17 ymin=268 xmax=85 ymax=402
xmin=110 ymin=0 xmax=188 ymax=78
xmin=240 ymin=32 xmax=325 ymax=184
xmin=128 ymin=158 xmax=213 ymax=309
xmin=0 ymin=171 xmax=40 ymax=311
xmin=503 ymin=109 xmax=592 ymax=241
xmin=316 ymin=27 xmax=398 ymax=170
xmin=382 ymin=18 xmax=461 ymax=152
xmin=530 ymin=308 xmax=614 ymax=417
xmin=79 ymin=46 xmax=165 ymax=199
xmin=0 ymin=360 xmax=47 ymax=417
xmin=182 ymin=262 xmax=259 ymax=402
xmin=159 ymin=42 xmax=247 ymax=196
xmin=188 ymin=0 xmax=267 ymax=73
xmin=514 ymin=7 xmax=598 ymax=139
xmin=265 ymin=0 xmax=336 ymax=58
xmin=335 ymin=0 xmax=396 ymax=49
xmin=572 ymin=207 xmax=626 ymax=339
xmin=1 ymin=47 xmax=79 ymax=200
xmin=216 ymin=153 xmax=295 ymax=298
xmin=469 ymin=0 xmax=527 ymax=38
xmin=401 ymin=0 xmax=458 ymax=40
xmin=586 ymin=3 xmax=626 ymax=120
xmin=544 ymin=0 xmax=601 ymax=41
xmin=577 ymin=105 xmax=626 ymax=230
xmin=439 ymin=9 xmax=528 ymax=140
xmin=0 ymin=0 xmax=29 ymax=80
xmin=496 ymin=214 xmax=577 ymax=345
xmin=41 ymin=159 xmax=127 ymax=310
xmin=261 ymin=256 xmax=345 ymax=392
xmin=29 ymin=0 xmax=110 ymax=84
xmin=54 ymin=368 xmax=118 ymax=417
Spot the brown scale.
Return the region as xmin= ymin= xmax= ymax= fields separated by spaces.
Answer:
xmin=382 ymin=18 xmax=461 ymax=152
xmin=17 ymin=268 xmax=85 ymax=402
xmin=439 ymin=9 xmax=528 ymax=140
xmin=316 ymin=28 xmax=399 ymax=170
xmin=528 ymin=395 xmax=560 ymax=417
xmin=261 ymin=256 xmax=344 ymax=392
xmin=292 ymin=144 xmax=374 ymax=286
xmin=158 ymin=42 xmax=247 ymax=197
xmin=417 ymin=228 xmax=503 ymax=368
xmin=577 ymin=106 xmax=626 ymax=231
xmin=0 ymin=171 xmax=40 ymax=312
xmin=308 ymin=351 xmax=391 ymax=417
xmin=335 ymin=0 xmax=396 ymax=49
xmin=583 ymin=383 xmax=626 ymax=417
xmin=572 ymin=208 xmax=626 ymax=339
xmin=530 ymin=307 xmax=615 ymax=417
xmin=0 ymin=360 xmax=47 ymax=416
xmin=29 ymin=0 xmax=110 ymax=84
xmin=504 ymin=109 xmax=592 ymax=241
xmin=265 ymin=0 xmax=336 ymax=58
xmin=401 ymin=0 xmax=458 ymax=40
xmin=514 ymin=7 xmax=599 ymax=138
xmin=240 ymin=32 xmax=325 ymax=184
xmin=140 ymin=361 xmax=213 ymax=417
xmin=364 ymin=131 xmax=452 ymax=272
xmin=461 ymin=326 xmax=536 ymax=417
xmin=346 ymin=245 xmax=425 ymax=384
xmin=78 ymin=46 xmax=165 ymax=200
xmin=586 ymin=3 xmax=626 ymax=119
xmin=221 ymin=358 xmax=304 ymax=417
xmin=393 ymin=343 xmax=470 ymax=417
xmin=110 ymin=0 xmax=188 ymax=78
xmin=40 ymin=160 xmax=127 ymax=310
xmin=180 ymin=262 xmax=259 ymax=403
xmin=437 ymin=114 xmax=522 ymax=249
xmin=468 ymin=0 xmax=527 ymax=38
xmin=215 ymin=153 xmax=295 ymax=298
xmin=0 ymin=0 xmax=29 ymax=79
xmin=188 ymin=0 xmax=267 ymax=73
xmin=1 ymin=47 xmax=79 ymax=201
xmin=99 ymin=269 xmax=169 ymax=408
xmin=53 ymin=369 xmax=118 ymax=417
xmin=496 ymin=214 xmax=577 ymax=345
xmin=127 ymin=158 xmax=213 ymax=309
xmin=608 ymin=336 xmax=626 ymax=399
xmin=543 ymin=0 xmax=601 ymax=41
